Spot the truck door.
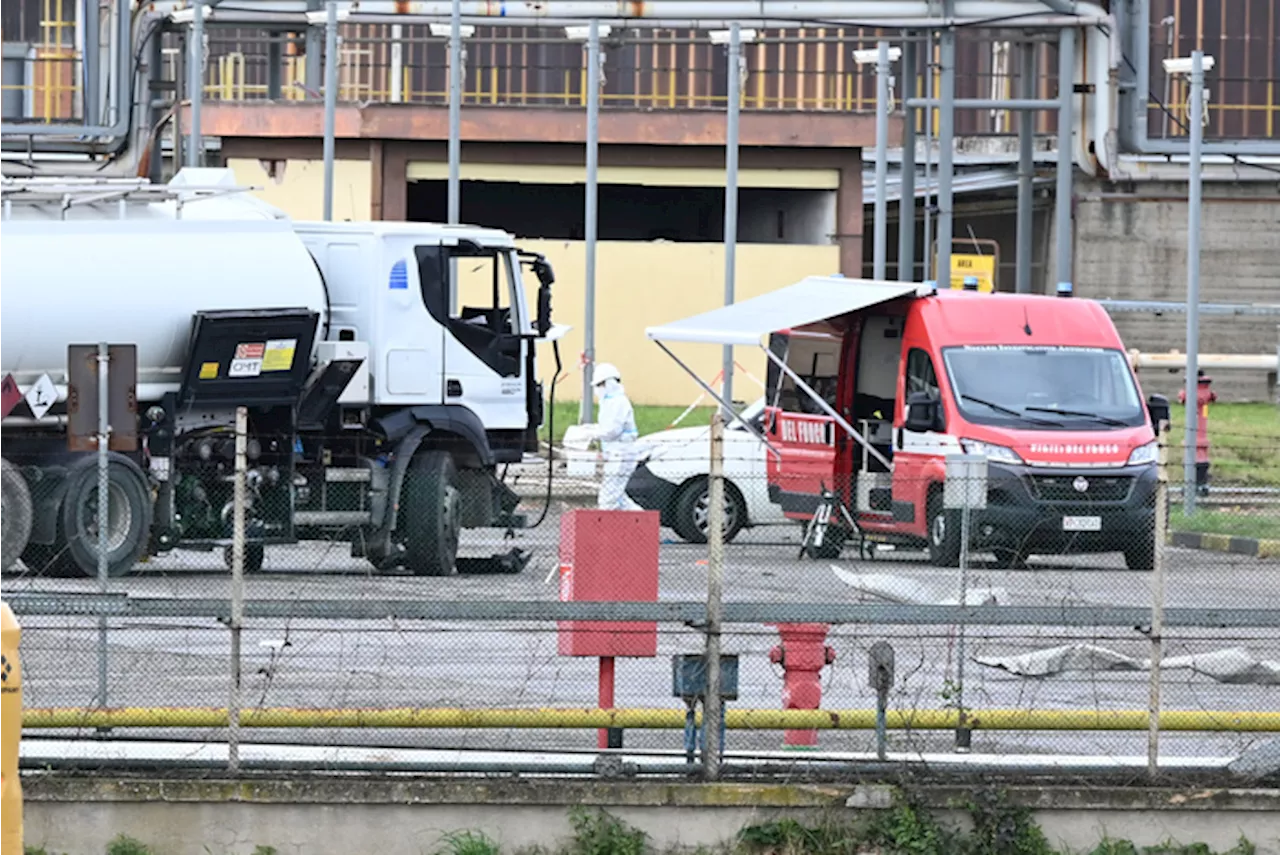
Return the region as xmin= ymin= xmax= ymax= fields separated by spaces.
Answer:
xmin=413 ymin=242 xmax=529 ymax=435
xmin=763 ymin=327 xmax=841 ymax=521
xmin=891 ymin=345 xmax=947 ymax=535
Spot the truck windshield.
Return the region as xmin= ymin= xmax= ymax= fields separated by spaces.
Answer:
xmin=941 ymin=345 xmax=1145 ymax=429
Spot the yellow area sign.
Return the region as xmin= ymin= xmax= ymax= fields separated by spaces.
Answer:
xmin=946 ymin=253 xmax=996 ymax=292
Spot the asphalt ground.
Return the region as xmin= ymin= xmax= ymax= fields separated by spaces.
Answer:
xmin=4 ymin=504 xmax=1277 ymax=763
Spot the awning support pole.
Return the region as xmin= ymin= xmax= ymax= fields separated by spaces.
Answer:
xmin=653 ymin=341 xmax=781 ymax=460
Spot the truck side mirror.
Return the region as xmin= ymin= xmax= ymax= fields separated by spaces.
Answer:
xmin=1146 ymin=394 xmax=1170 ymax=432
xmin=520 ymin=251 xmax=555 ymax=336
xmin=904 ymin=391 xmax=941 ymax=433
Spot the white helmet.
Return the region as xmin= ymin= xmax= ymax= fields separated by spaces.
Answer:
xmin=591 ymin=362 xmax=622 ymax=387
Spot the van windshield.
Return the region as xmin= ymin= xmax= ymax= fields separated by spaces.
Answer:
xmin=941 ymin=345 xmax=1145 ymax=430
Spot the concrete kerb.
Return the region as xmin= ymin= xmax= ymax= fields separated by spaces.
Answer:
xmin=18 ymin=776 xmax=1280 ymax=855
xmin=1169 ymin=530 xmax=1280 ymax=559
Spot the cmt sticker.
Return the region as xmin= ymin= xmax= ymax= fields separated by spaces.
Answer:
xmin=229 ymin=359 xmax=262 ymax=378
xmin=199 ymin=362 xmax=219 ymax=380
xmin=262 ymin=339 xmax=297 ymax=372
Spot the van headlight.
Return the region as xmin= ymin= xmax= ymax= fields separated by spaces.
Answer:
xmin=959 ymin=439 xmax=1023 ymax=465
xmin=1127 ymin=440 xmax=1158 ymax=466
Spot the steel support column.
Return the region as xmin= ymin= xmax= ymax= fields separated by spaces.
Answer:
xmin=1053 ymin=26 xmax=1074 ymax=291
xmin=1015 ymin=41 xmax=1036 ymax=294
xmin=898 ymin=37 xmax=916 ymax=282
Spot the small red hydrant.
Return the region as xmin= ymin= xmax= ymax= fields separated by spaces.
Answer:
xmin=1178 ymin=371 xmax=1217 ymax=494
xmin=769 ymin=623 xmax=836 ymax=748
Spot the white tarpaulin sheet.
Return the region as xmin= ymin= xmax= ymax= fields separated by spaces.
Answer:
xmin=976 ymin=644 xmax=1280 ymax=686
xmin=645 ymin=277 xmax=926 ymax=347
xmin=829 ymin=566 xmax=1008 ymax=606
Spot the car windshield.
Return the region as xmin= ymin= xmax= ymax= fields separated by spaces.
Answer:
xmin=941 ymin=345 xmax=1145 ymax=429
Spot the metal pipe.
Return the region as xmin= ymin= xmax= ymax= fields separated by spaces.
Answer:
xmin=897 ymin=37 xmax=916 ymax=282
xmin=23 ymin=706 xmax=1280 ymax=732
xmin=935 ymin=13 xmax=955 ymax=290
xmin=580 ymin=19 xmax=601 ymax=425
xmin=305 ymin=0 xmax=322 ymax=98
xmin=1014 ymin=41 xmax=1035 ymax=294
xmin=229 ymin=406 xmax=247 ymax=773
xmin=321 ymin=0 xmax=338 ymax=221
xmin=389 ymin=24 xmax=404 ymax=102
xmin=721 ymin=21 xmax=742 ymax=416
xmin=1148 ymin=423 xmax=1169 ymax=778
xmin=186 ymin=0 xmax=204 ymax=168
xmin=1053 ymin=26 xmax=1074 ymax=291
xmin=132 ymin=1 xmax=1113 ymax=27
xmin=95 ymin=342 xmax=110 ymax=708
xmin=1100 ymin=300 xmax=1280 ymax=317
xmin=872 ymin=40 xmax=890 ymax=281
xmin=1128 ymin=353 xmax=1278 ymax=371
xmin=1183 ymin=50 xmax=1205 ymax=516
xmin=82 ymin=0 xmax=101 ymax=126
xmin=921 ymin=28 xmax=933 ymax=282
xmin=905 ymin=97 xmax=1059 ymax=110
xmin=447 ymin=0 xmax=462 ymax=315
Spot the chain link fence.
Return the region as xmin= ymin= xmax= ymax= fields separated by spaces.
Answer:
xmin=4 ymin=417 xmax=1278 ymax=777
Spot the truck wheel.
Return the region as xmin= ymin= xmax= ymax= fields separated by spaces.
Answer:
xmin=2 ymin=458 xmax=34 ymax=573
xmin=60 ymin=454 xmax=153 ymax=578
xmin=672 ymin=478 xmax=745 ymax=545
xmin=926 ymin=493 xmax=961 ymax=567
xmin=1123 ymin=533 xmax=1155 ymax=571
xmin=223 ymin=543 xmax=266 ymax=573
xmin=401 ymin=450 xmax=460 ymax=577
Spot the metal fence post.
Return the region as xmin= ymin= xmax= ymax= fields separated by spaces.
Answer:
xmin=1053 ymin=26 xmax=1075 ymax=291
xmin=703 ymin=411 xmax=725 ymax=780
xmin=321 ymin=0 xmax=338 ymax=222
xmin=95 ymin=342 xmax=110 ymax=709
xmin=580 ymin=19 xmax=601 ymax=425
xmin=1015 ymin=40 xmax=1036 ymax=294
xmin=229 ymin=406 xmax=247 ymax=773
xmin=936 ymin=18 xmax=956 ymax=291
xmin=1149 ymin=420 xmax=1170 ymax=778
xmin=447 ymin=0 xmax=463 ymax=315
xmin=721 ymin=22 xmax=742 ymax=418
xmin=186 ymin=0 xmax=203 ymax=168
xmin=872 ymin=40 xmax=891 ymax=280
xmin=897 ymin=37 xmax=916 ymax=282
xmin=1183 ymin=50 xmax=1205 ymax=516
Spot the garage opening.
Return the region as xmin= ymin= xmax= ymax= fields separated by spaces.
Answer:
xmin=406 ymin=179 xmax=835 ymax=245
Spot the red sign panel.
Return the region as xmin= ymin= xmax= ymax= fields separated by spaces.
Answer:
xmin=0 ymin=374 xmax=21 ymax=418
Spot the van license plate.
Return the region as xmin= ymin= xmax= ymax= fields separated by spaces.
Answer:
xmin=1062 ymin=516 xmax=1102 ymax=532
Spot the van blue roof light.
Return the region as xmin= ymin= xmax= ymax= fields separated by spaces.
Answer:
xmin=962 ymin=275 xmax=979 ymax=291
xmin=1057 ymin=281 xmax=1074 ymax=298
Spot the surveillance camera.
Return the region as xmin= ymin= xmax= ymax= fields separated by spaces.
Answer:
xmin=429 ymin=22 xmax=475 ymax=38
xmin=1162 ymin=55 xmax=1215 ymax=75
xmin=565 ymin=24 xmax=612 ymax=40
xmin=852 ymin=46 xmax=902 ymax=66
xmin=709 ymin=28 xmax=757 ymax=45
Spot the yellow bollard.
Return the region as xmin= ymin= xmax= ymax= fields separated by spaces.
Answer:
xmin=1 ymin=601 xmax=22 ymax=855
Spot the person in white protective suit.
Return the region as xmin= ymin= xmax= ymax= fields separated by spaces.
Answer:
xmin=587 ymin=362 xmax=643 ymax=511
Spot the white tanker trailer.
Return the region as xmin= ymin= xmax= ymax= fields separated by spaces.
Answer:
xmin=0 ymin=170 xmax=557 ymax=579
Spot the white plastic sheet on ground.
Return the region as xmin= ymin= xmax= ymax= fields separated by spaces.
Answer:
xmin=975 ymin=644 xmax=1280 ymax=686
xmin=829 ymin=565 xmax=1008 ymax=606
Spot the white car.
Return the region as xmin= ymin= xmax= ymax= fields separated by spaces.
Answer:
xmin=624 ymin=398 xmax=787 ymax=543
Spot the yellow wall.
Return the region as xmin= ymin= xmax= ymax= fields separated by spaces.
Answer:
xmin=226 ymin=157 xmax=372 ymax=222
xmin=519 ymin=240 xmax=840 ymax=406
xmin=224 ymin=156 xmax=840 ymax=405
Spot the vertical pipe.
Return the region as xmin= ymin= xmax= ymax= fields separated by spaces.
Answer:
xmin=95 ymin=342 xmax=110 ymax=709
xmin=954 ymin=463 xmax=971 ymax=753
xmin=703 ymin=411 xmax=725 ymax=780
xmin=898 ymin=37 xmax=916 ymax=282
xmin=448 ymin=0 xmax=463 ymax=225
xmin=1183 ymin=51 xmax=1204 ymax=516
xmin=1054 ymin=26 xmax=1075 ymax=291
xmin=721 ymin=23 xmax=742 ymax=418
xmin=267 ymin=32 xmax=283 ymax=100
xmin=580 ymin=19 xmax=601 ymax=425
xmin=1148 ymin=421 xmax=1169 ymax=778
xmin=105 ymin=0 xmax=119 ymax=126
xmin=321 ymin=0 xmax=338 ymax=222
xmin=82 ymin=0 xmax=99 ymax=125
xmin=922 ymin=29 xmax=934 ymax=282
xmin=186 ymin=0 xmax=203 ymax=168
xmin=1134 ymin=0 xmax=1151 ymax=145
xmin=872 ymin=40 xmax=890 ymax=281
xmin=390 ymin=24 xmax=403 ymax=102
xmin=147 ymin=19 xmax=165 ymax=182
xmin=1015 ymin=41 xmax=1036 ymax=294
xmin=447 ymin=0 xmax=463 ymax=315
xmin=229 ymin=406 xmax=247 ymax=774
xmin=305 ymin=0 xmax=322 ymax=98
xmin=936 ymin=18 xmax=955 ymax=289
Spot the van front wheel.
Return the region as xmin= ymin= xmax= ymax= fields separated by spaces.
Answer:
xmin=926 ymin=494 xmax=961 ymax=567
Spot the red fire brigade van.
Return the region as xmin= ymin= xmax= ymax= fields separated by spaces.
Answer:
xmin=647 ymin=277 xmax=1171 ymax=570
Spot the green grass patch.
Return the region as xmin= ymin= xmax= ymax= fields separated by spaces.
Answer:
xmin=539 ymin=400 xmax=718 ymax=445
xmin=1166 ymin=403 xmax=1280 ymax=487
xmin=1169 ymin=507 xmax=1280 ymax=541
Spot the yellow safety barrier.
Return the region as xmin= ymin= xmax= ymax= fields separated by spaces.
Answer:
xmin=22 ymin=706 xmax=1280 ymax=733
xmin=2 ymin=603 xmax=23 ymax=855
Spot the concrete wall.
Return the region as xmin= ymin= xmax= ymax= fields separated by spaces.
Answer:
xmin=1063 ymin=179 xmax=1280 ymax=402
xmin=226 ymin=157 xmax=373 ymax=222
xmin=20 ymin=778 xmax=1280 ymax=855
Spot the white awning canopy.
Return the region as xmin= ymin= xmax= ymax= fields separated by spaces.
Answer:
xmin=645 ymin=276 xmax=930 ymax=347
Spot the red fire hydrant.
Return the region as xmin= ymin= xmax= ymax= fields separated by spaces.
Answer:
xmin=1178 ymin=371 xmax=1217 ymax=496
xmin=769 ymin=623 xmax=836 ymax=748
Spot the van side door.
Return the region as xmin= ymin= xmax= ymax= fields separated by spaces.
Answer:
xmin=891 ymin=346 xmax=949 ymax=534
